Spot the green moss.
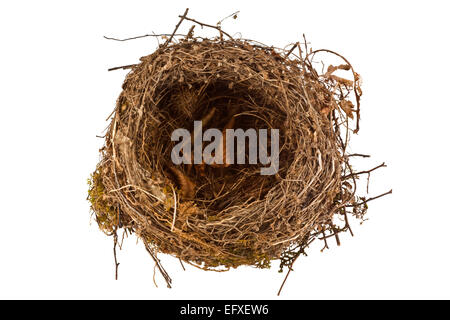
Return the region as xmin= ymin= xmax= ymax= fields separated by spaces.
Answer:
xmin=87 ymin=168 xmax=118 ymax=233
xmin=207 ymin=215 xmax=221 ymax=222
xmin=206 ymin=244 xmax=272 ymax=270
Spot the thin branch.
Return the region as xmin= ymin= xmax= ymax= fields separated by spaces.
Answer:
xmin=144 ymin=243 xmax=172 ymax=288
xmin=164 ymin=8 xmax=189 ymax=48
xmin=343 ymin=211 xmax=354 ymax=237
xmin=343 ymin=162 xmax=386 ymax=179
xmin=277 ymin=261 xmax=296 ymax=296
xmin=179 ymin=258 xmax=186 ymax=271
xmin=182 ymin=15 xmax=234 ymax=40
xmin=347 ymin=153 xmax=371 ymax=158
xmin=113 ymin=229 xmax=120 ymax=280
xmin=331 ymin=224 xmax=341 ymax=246
xmin=108 ymin=64 xmax=137 ymax=72
xmin=217 ymin=10 xmax=240 ymax=25
xmin=347 ymin=189 xmax=393 ymax=207
xmin=277 ymin=237 xmax=312 ymax=296
xmin=320 ymin=231 xmax=329 ymax=252
xmin=285 ymin=42 xmax=299 ymax=58
xmin=186 ymin=25 xmax=195 ymax=39
xmin=104 ymin=33 xmax=186 ymax=42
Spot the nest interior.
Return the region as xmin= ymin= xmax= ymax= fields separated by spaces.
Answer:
xmin=88 ymin=36 xmax=369 ymax=277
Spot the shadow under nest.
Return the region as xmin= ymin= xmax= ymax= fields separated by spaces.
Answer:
xmin=88 ymin=25 xmax=385 ymax=290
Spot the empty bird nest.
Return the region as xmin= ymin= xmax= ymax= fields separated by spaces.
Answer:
xmin=88 ymin=10 xmax=390 ymax=291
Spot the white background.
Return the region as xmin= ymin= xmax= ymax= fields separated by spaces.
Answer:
xmin=0 ymin=0 xmax=449 ymax=299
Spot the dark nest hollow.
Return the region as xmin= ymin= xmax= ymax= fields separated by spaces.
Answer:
xmin=88 ymin=10 xmax=390 ymax=292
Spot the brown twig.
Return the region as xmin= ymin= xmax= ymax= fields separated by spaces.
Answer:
xmin=277 ymin=256 xmax=298 ymax=296
xmin=164 ymin=8 xmax=189 ymax=48
xmin=179 ymin=258 xmax=186 ymax=271
xmin=108 ymin=64 xmax=137 ymax=72
xmin=343 ymin=162 xmax=386 ymax=179
xmin=343 ymin=212 xmax=354 ymax=237
xmin=217 ymin=10 xmax=240 ymax=25
xmin=332 ymin=224 xmax=341 ymax=246
xmin=113 ymin=229 xmax=120 ymax=280
xmin=347 ymin=153 xmax=371 ymax=158
xmin=181 ymin=15 xmax=234 ymax=40
xmin=144 ymin=243 xmax=173 ymax=288
xmin=104 ymin=34 xmax=186 ymax=42
xmin=186 ymin=25 xmax=195 ymax=39
xmin=347 ymin=189 xmax=393 ymax=207
xmin=285 ymin=42 xmax=299 ymax=58
xmin=277 ymin=239 xmax=312 ymax=296
xmin=320 ymin=231 xmax=329 ymax=252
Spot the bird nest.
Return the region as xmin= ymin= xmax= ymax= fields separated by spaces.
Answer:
xmin=88 ymin=11 xmax=389 ymax=290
